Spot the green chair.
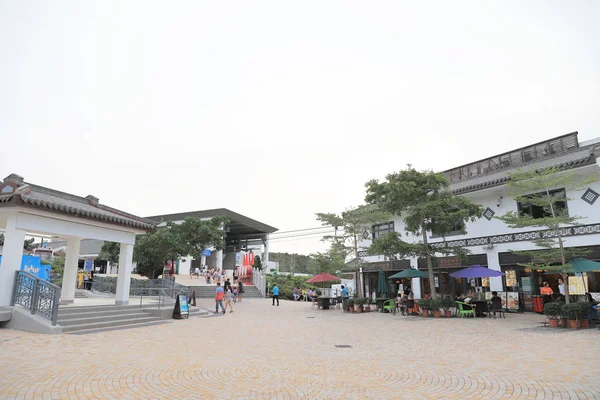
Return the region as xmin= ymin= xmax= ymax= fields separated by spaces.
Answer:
xmin=383 ymin=299 xmax=396 ymax=315
xmin=456 ymin=301 xmax=475 ymax=318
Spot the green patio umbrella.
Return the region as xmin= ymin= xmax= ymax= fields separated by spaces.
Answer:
xmin=377 ymin=270 xmax=388 ymax=297
xmin=569 ymin=258 xmax=600 ymax=272
xmin=387 ymin=269 xmax=427 ymax=279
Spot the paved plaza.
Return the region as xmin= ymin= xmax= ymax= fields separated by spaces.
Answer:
xmin=1 ymin=299 xmax=599 ymax=400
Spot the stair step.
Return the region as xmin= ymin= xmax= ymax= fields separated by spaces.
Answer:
xmin=58 ymin=303 xmax=174 ymax=314
xmin=58 ymin=308 xmax=149 ymax=320
xmin=58 ymin=312 xmax=154 ymax=326
xmin=62 ymin=316 xmax=161 ymax=333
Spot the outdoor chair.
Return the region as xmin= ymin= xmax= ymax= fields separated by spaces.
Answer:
xmin=491 ymin=297 xmax=505 ymax=319
xmin=383 ymin=299 xmax=396 ymax=315
xmin=456 ymin=301 xmax=475 ymax=318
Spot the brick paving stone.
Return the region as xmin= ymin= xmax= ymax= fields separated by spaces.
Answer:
xmin=1 ymin=298 xmax=600 ymax=399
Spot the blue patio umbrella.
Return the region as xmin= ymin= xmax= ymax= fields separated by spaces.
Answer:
xmin=450 ymin=265 xmax=505 ymax=278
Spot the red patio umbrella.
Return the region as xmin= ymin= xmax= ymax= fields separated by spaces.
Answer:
xmin=306 ymin=273 xmax=341 ymax=286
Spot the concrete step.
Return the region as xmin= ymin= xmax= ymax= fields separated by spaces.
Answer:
xmin=58 ymin=308 xmax=150 ymax=321
xmin=62 ymin=316 xmax=161 ymax=333
xmin=58 ymin=312 xmax=155 ymax=326
xmin=58 ymin=303 xmax=174 ymax=314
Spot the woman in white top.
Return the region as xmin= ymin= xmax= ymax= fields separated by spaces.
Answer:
xmin=224 ymin=287 xmax=234 ymax=313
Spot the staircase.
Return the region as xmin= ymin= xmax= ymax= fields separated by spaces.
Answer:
xmin=188 ymin=284 xmax=264 ymax=299
xmin=57 ymin=304 xmax=205 ymax=333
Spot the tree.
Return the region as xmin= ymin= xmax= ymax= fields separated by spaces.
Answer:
xmin=269 ymin=252 xmax=311 ymax=273
xmin=365 ymin=165 xmax=484 ymax=298
xmin=0 ymin=234 xmax=36 ymax=251
xmin=99 ymin=241 xmax=120 ymax=265
xmin=316 ymin=205 xmax=391 ymax=260
xmin=133 ymin=216 xmax=228 ymax=279
xmin=496 ymin=166 xmax=600 ymax=304
xmin=308 ymin=243 xmax=347 ymax=275
xmin=253 ymin=255 xmax=263 ymax=271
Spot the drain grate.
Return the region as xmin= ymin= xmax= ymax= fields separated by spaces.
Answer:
xmin=335 ymin=345 xmax=352 ymax=348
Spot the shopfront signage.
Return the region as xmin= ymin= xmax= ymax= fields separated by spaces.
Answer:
xmin=438 ymin=256 xmax=461 ymax=267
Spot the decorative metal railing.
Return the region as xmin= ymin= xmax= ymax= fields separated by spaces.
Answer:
xmin=11 ymin=271 xmax=61 ymax=326
xmin=252 ymin=268 xmax=266 ymax=297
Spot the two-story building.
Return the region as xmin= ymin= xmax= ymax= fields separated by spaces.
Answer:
xmin=357 ymin=131 xmax=600 ymax=311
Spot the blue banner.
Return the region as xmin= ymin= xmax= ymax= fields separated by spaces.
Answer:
xmin=201 ymin=250 xmax=212 ymax=257
xmin=0 ymin=255 xmax=51 ymax=281
xmin=85 ymin=260 xmax=93 ymax=271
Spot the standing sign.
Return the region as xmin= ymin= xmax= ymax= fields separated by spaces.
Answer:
xmin=173 ymin=294 xmax=189 ymax=319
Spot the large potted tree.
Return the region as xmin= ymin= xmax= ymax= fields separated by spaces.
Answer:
xmin=429 ymin=298 xmax=443 ymax=318
xmin=442 ymin=297 xmax=455 ymax=318
xmin=543 ymin=302 xmax=562 ymax=328
xmin=418 ymin=298 xmax=431 ymax=317
xmin=577 ymin=302 xmax=591 ymax=329
xmin=562 ymin=303 xmax=584 ymax=329
xmin=354 ymin=298 xmax=365 ymax=313
xmin=347 ymin=298 xmax=355 ymax=313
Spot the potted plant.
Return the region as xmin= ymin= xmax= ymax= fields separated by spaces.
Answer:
xmin=441 ymin=297 xmax=455 ymax=318
xmin=347 ymin=298 xmax=354 ymax=313
xmin=562 ymin=303 xmax=584 ymax=329
xmin=354 ymin=298 xmax=365 ymax=313
xmin=576 ymin=302 xmax=591 ymax=329
xmin=418 ymin=298 xmax=431 ymax=317
xmin=364 ymin=298 xmax=372 ymax=312
xmin=543 ymin=302 xmax=562 ymax=328
xmin=429 ymin=298 xmax=443 ymax=318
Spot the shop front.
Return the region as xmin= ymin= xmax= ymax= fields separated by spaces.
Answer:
xmin=418 ymin=255 xmax=489 ymax=298
xmin=362 ymin=260 xmax=411 ymax=300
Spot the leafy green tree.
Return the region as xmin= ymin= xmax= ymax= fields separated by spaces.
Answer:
xmin=308 ymin=243 xmax=346 ymax=275
xmin=253 ymin=255 xmax=263 ymax=271
xmin=316 ymin=204 xmax=390 ymax=260
xmin=365 ymin=165 xmax=484 ymax=298
xmin=496 ymin=166 xmax=600 ymax=304
xmin=269 ymin=252 xmax=311 ymax=273
xmin=99 ymin=241 xmax=120 ymax=265
xmin=133 ymin=216 xmax=228 ymax=279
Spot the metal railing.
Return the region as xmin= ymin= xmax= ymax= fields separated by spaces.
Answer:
xmin=90 ymin=276 xmax=191 ymax=308
xmin=252 ymin=268 xmax=266 ymax=297
xmin=11 ymin=271 xmax=61 ymax=326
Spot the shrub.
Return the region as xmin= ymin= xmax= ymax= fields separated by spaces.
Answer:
xmin=562 ymin=303 xmax=585 ymax=320
xmin=441 ymin=297 xmax=455 ymax=311
xmin=347 ymin=298 xmax=355 ymax=307
xmin=429 ymin=298 xmax=443 ymax=311
xmin=417 ymin=298 xmax=430 ymax=310
xmin=354 ymin=298 xmax=365 ymax=307
xmin=543 ymin=302 xmax=563 ymax=319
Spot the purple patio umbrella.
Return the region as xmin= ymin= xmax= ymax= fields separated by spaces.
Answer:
xmin=450 ymin=265 xmax=505 ymax=278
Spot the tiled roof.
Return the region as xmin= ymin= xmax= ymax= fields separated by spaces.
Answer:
xmin=0 ymin=176 xmax=156 ymax=231
xmin=451 ymin=150 xmax=598 ymax=195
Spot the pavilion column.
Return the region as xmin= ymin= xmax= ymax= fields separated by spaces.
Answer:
xmin=410 ymin=256 xmax=422 ymax=299
xmin=487 ymin=249 xmax=503 ymax=292
xmin=264 ymin=234 xmax=270 ymax=264
xmin=216 ymin=250 xmax=223 ymax=270
xmin=0 ymin=215 xmax=27 ymax=307
xmin=115 ymin=243 xmax=134 ymax=306
xmin=201 ymin=255 xmax=207 ymax=267
xmin=60 ymin=237 xmax=81 ymax=304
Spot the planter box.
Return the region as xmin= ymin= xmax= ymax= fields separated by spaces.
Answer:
xmin=568 ymin=320 xmax=580 ymax=329
xmin=549 ymin=319 xmax=559 ymax=328
xmin=433 ymin=311 xmax=442 ymax=318
xmin=422 ymin=310 xmax=430 ymax=317
xmin=580 ymin=319 xmax=589 ymax=329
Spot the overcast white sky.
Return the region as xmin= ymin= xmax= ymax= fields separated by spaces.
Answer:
xmin=1 ymin=1 xmax=599 ymax=255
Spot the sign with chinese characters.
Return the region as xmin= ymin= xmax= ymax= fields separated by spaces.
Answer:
xmin=438 ymin=257 xmax=461 ymax=267
xmin=568 ymin=275 xmax=589 ymax=295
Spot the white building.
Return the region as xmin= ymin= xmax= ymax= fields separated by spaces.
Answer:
xmin=357 ymin=131 xmax=600 ymax=311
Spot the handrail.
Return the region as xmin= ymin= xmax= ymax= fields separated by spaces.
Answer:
xmin=11 ymin=270 xmax=61 ymax=325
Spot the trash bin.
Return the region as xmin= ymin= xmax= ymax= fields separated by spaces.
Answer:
xmin=533 ymin=295 xmax=544 ymax=313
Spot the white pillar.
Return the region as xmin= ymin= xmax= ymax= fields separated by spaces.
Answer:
xmin=0 ymin=215 xmax=27 ymax=307
xmin=201 ymin=255 xmax=206 ymax=267
xmin=264 ymin=234 xmax=270 ymax=264
xmin=487 ymin=249 xmax=503 ymax=292
xmin=410 ymin=256 xmax=422 ymax=299
xmin=60 ymin=237 xmax=81 ymax=304
xmin=115 ymin=243 xmax=134 ymax=306
xmin=216 ymin=249 xmax=223 ymax=270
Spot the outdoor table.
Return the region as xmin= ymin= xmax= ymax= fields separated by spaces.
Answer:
xmin=318 ymin=297 xmax=331 ymax=310
xmin=470 ymin=300 xmax=490 ymax=317
xmin=375 ymin=298 xmax=390 ymax=312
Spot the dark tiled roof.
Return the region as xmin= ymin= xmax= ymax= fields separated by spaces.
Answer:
xmin=451 ymin=154 xmax=597 ymax=195
xmin=0 ymin=176 xmax=156 ymax=231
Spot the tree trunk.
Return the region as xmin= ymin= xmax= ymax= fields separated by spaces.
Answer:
xmin=422 ymin=225 xmax=436 ymax=299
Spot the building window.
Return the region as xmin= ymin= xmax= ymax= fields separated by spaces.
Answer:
xmin=430 ymin=217 xmax=465 ymax=237
xmin=517 ymin=189 xmax=568 ymax=219
xmin=372 ymin=222 xmax=394 ymax=240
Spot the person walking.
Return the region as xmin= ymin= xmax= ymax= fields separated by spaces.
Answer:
xmin=272 ymin=284 xmax=280 ymax=306
xmin=238 ymin=281 xmax=245 ymax=303
xmin=341 ymin=285 xmax=349 ymax=311
xmin=194 ymin=266 xmax=200 ymax=279
xmin=224 ymin=287 xmax=234 ymax=313
xmin=215 ymin=283 xmax=226 ymax=314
